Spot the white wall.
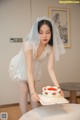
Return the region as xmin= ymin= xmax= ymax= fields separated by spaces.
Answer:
xmin=0 ymin=0 xmax=80 ymax=105
xmin=0 ymin=0 xmax=31 ymax=105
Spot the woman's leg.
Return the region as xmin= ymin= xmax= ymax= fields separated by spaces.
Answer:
xmin=30 ymin=100 xmax=39 ymax=109
xmin=18 ymin=81 xmax=29 ymax=115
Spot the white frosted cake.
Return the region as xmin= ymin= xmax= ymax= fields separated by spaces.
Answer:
xmin=42 ymin=86 xmax=61 ymax=98
xmin=39 ymin=86 xmax=69 ymax=105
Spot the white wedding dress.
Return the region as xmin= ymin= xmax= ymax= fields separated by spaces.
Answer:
xmin=9 ymin=41 xmax=51 ymax=82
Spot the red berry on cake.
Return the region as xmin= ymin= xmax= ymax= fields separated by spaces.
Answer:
xmin=45 ymin=92 xmax=48 ymax=95
xmin=52 ymin=92 xmax=56 ymax=95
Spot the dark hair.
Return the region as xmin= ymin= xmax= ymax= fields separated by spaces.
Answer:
xmin=38 ymin=20 xmax=53 ymax=46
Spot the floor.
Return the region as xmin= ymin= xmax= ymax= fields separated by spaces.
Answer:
xmin=0 ymin=102 xmax=41 ymax=120
xmin=0 ymin=98 xmax=80 ymax=120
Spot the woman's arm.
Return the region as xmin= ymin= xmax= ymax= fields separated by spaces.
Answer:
xmin=48 ymin=47 xmax=60 ymax=88
xmin=25 ymin=49 xmax=36 ymax=94
xmin=25 ymin=49 xmax=39 ymax=101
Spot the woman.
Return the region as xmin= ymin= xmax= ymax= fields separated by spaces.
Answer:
xmin=9 ymin=16 xmax=65 ymax=115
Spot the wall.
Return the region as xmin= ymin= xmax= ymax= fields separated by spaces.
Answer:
xmin=0 ymin=0 xmax=80 ymax=105
xmin=0 ymin=0 xmax=31 ymax=105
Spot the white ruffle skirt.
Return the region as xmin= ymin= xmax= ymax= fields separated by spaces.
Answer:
xmin=9 ymin=48 xmax=27 ymax=81
xmin=9 ymin=48 xmax=41 ymax=82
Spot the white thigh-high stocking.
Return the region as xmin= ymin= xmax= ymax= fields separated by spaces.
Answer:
xmin=18 ymin=81 xmax=29 ymax=115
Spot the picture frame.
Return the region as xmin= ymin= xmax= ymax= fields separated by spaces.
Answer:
xmin=49 ymin=8 xmax=70 ymax=48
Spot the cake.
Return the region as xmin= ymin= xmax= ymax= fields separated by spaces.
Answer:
xmin=42 ymin=86 xmax=61 ymax=98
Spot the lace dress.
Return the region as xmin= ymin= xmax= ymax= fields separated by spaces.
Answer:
xmin=9 ymin=41 xmax=51 ymax=82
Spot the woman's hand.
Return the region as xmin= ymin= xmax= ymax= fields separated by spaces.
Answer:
xmin=31 ymin=92 xmax=40 ymax=101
